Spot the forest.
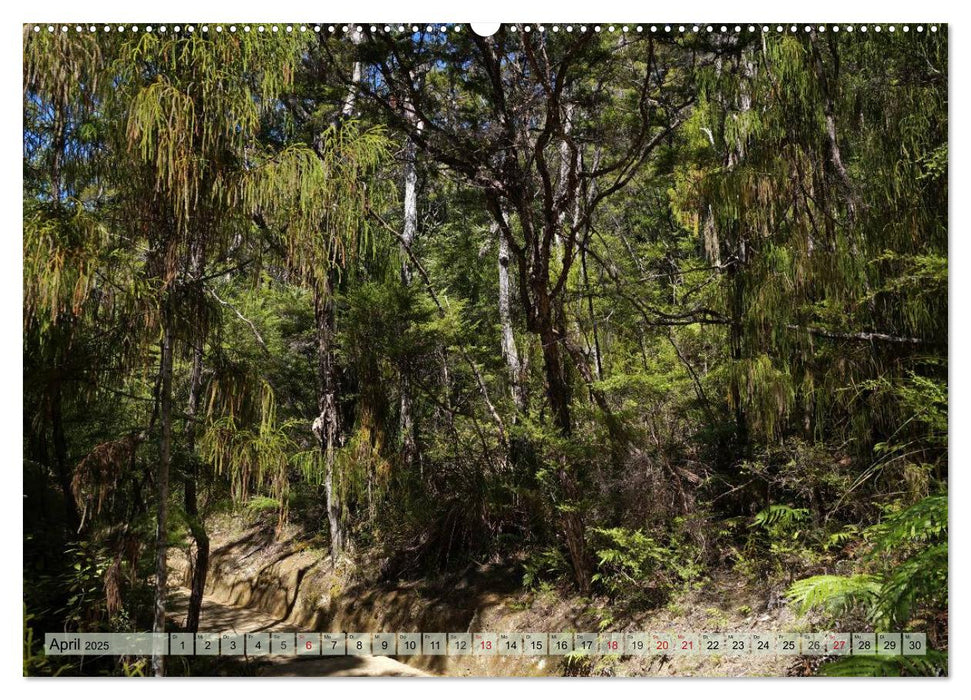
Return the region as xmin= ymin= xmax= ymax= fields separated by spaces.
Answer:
xmin=23 ymin=23 xmax=947 ymax=677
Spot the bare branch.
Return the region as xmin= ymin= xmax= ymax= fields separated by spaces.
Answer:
xmin=205 ymin=285 xmax=269 ymax=354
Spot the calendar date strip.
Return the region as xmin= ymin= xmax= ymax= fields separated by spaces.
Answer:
xmin=45 ymin=631 xmax=927 ymax=656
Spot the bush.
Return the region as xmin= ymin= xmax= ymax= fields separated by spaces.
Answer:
xmin=786 ymin=494 xmax=947 ymax=675
xmin=590 ymin=527 xmax=671 ymax=604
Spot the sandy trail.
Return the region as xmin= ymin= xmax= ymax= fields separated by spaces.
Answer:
xmin=167 ymin=587 xmax=430 ymax=677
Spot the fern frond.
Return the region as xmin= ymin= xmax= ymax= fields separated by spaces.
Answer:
xmin=867 ymin=495 xmax=947 ymax=558
xmin=816 ymin=655 xmax=901 ymax=677
xmin=786 ymin=574 xmax=881 ymax=617
xmin=878 ymin=542 xmax=948 ymax=626
xmin=752 ymin=504 xmax=810 ymax=529
xmin=818 ymin=649 xmax=947 ymax=677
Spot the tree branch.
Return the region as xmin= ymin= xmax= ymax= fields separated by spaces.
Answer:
xmin=205 ymin=285 xmax=270 ymax=354
xmin=787 ymin=325 xmax=930 ymax=346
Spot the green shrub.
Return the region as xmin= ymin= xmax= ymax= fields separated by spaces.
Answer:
xmin=590 ymin=527 xmax=670 ymax=602
xmin=787 ymin=494 xmax=947 ymax=675
xmin=523 ymin=546 xmax=570 ymax=590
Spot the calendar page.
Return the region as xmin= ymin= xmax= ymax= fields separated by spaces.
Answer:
xmin=21 ymin=8 xmax=949 ymax=683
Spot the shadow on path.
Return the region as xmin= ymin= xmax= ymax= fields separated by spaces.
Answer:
xmin=167 ymin=587 xmax=430 ymax=677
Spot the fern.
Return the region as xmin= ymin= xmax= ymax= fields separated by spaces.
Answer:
xmin=752 ymin=504 xmax=809 ymax=530
xmin=787 ymin=574 xmax=881 ymax=618
xmin=826 ymin=525 xmax=860 ymax=550
xmin=866 ymin=495 xmax=947 ymax=558
xmin=877 ymin=543 xmax=947 ymax=627
xmin=590 ymin=527 xmax=670 ymax=600
xmin=818 ymin=649 xmax=947 ymax=677
xmin=816 ymin=655 xmax=901 ymax=677
xmin=787 ymin=493 xmax=947 ymax=675
xmin=244 ymin=495 xmax=282 ymax=516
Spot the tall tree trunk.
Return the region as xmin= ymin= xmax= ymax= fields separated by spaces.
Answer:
xmin=306 ymin=33 xmax=363 ymax=559
xmin=554 ymin=103 xmax=575 ymax=250
xmin=497 ymin=221 xmax=526 ymax=413
xmin=398 ymin=111 xmax=423 ymax=469
xmin=182 ymin=244 xmax=208 ymax=633
xmin=399 ymin=379 xmax=417 ymax=471
xmin=536 ymin=288 xmax=591 ymax=594
xmin=341 ymin=34 xmax=362 ymax=118
xmin=809 ymin=32 xmax=857 ymax=217
xmin=152 ymin=307 xmax=174 ymax=677
xmin=580 ymin=247 xmax=603 ymax=381
xmin=50 ymin=99 xmax=65 ymax=204
xmin=313 ymin=279 xmax=343 ymax=561
xmin=182 ymin=345 xmax=208 ymax=633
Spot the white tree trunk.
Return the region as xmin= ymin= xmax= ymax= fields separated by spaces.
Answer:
xmin=401 ymin=107 xmax=423 ymax=283
xmin=399 ymin=107 xmax=423 ymax=465
xmin=497 ymin=218 xmax=526 ymax=412
xmin=340 ymin=33 xmax=362 ymax=118
xmin=555 ymin=103 xmax=576 ymax=249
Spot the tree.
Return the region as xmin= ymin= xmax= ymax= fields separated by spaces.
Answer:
xmin=350 ymin=26 xmax=697 ymax=592
xmin=25 ymin=27 xmax=317 ymax=674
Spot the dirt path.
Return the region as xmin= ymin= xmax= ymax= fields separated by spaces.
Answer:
xmin=164 ymin=516 xmax=802 ymax=677
xmin=167 ymin=587 xmax=430 ymax=677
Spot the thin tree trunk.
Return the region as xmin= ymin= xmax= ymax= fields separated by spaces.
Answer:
xmin=341 ymin=33 xmax=362 ymax=118
xmin=182 ymin=339 xmax=208 ymax=631
xmin=400 ymin=121 xmax=422 ymax=286
xmin=307 ymin=34 xmax=364 ymax=560
xmin=50 ymin=99 xmax=65 ymax=204
xmin=151 ymin=309 xmax=174 ymax=677
xmin=182 ymin=243 xmax=209 ymax=633
xmin=580 ymin=247 xmax=603 ymax=381
xmin=182 ymin=354 xmax=209 ymax=633
xmin=809 ymin=32 xmax=857 ymax=217
xmin=399 ymin=383 xmax=417 ymax=470
xmin=313 ymin=280 xmax=343 ymax=561
xmin=554 ymin=103 xmax=575 ymax=249
xmin=398 ymin=110 xmax=423 ymax=468
xmin=497 ymin=220 xmax=526 ymax=413
xmin=536 ymin=290 xmax=591 ymax=594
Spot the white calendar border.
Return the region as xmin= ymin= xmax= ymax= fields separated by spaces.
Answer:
xmin=4 ymin=1 xmax=963 ymax=698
